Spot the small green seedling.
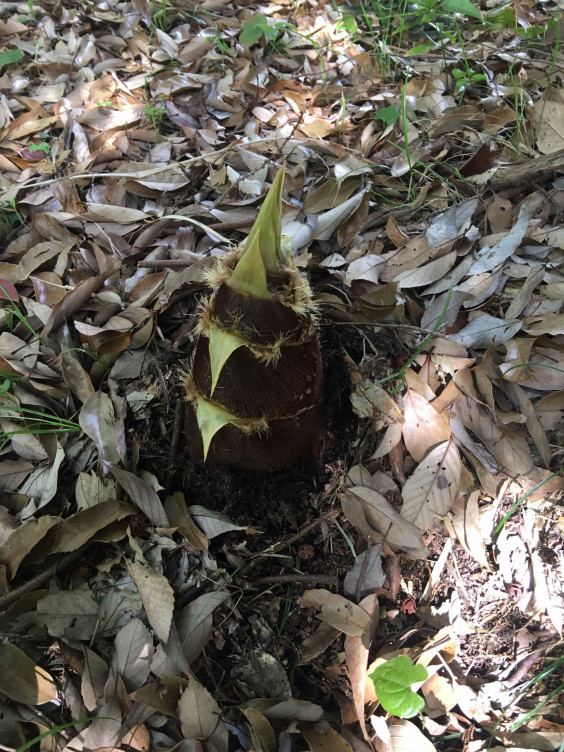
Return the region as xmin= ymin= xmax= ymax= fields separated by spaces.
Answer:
xmin=374 ymin=105 xmax=400 ymax=128
xmin=369 ymin=655 xmax=428 ymax=718
xmin=240 ymin=14 xmax=289 ymax=47
xmin=0 ymin=49 xmax=24 ymax=67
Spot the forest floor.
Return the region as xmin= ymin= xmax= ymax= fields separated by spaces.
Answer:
xmin=0 ymin=0 xmax=563 ymax=750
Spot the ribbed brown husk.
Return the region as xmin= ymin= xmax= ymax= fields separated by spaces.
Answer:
xmin=186 ymin=271 xmax=324 ymax=471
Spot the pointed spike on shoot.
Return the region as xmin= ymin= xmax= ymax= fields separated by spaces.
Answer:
xmin=244 ymin=166 xmax=285 ymax=274
xmin=208 ymin=326 xmax=247 ymax=396
xmin=227 ymin=228 xmax=270 ymax=299
xmin=196 ymin=396 xmax=238 ymax=460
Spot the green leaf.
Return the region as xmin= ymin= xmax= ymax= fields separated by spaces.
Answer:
xmin=28 ymin=142 xmax=50 ymax=154
xmin=440 ymin=0 xmax=482 ymax=19
xmin=408 ymin=40 xmax=437 ymax=55
xmin=240 ymin=14 xmax=268 ymax=46
xmin=0 ymin=48 xmax=24 ymax=66
xmin=369 ymin=656 xmax=428 ymax=718
xmin=374 ymin=105 xmax=400 ymax=127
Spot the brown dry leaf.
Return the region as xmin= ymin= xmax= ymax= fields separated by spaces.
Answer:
xmin=371 ymin=422 xmax=404 ymax=460
xmin=112 ymin=618 xmax=154 ymax=690
xmin=164 ymin=492 xmax=208 ymax=550
xmin=402 ymin=389 xmax=451 ymax=462
xmin=177 ymin=674 xmax=229 ymax=752
xmin=449 ymin=491 xmax=489 ymax=568
xmin=79 ymin=392 xmax=125 ymax=475
xmin=344 ymin=593 xmax=379 ymax=741
xmin=341 ymin=487 xmax=428 ymax=558
xmin=49 ymin=500 xmax=134 ymax=554
xmin=242 ymin=707 xmax=277 ymax=752
xmin=301 ymin=723 xmax=354 ymax=751
xmin=531 ymin=99 xmax=564 ymax=154
xmin=0 ymin=514 xmax=60 ymax=579
xmin=421 ymin=672 xmax=456 ymax=717
xmin=127 ymin=559 xmax=174 ymax=643
xmin=176 ymin=591 xmax=230 ymax=666
xmin=297 ymin=589 xmax=372 ymax=637
xmin=43 ymin=264 xmax=120 ymax=337
xmin=401 ymin=440 xmax=461 ymax=530
xmin=454 ymin=397 xmax=535 ymax=475
xmin=111 ymin=467 xmax=168 ymax=527
xmin=0 ymin=643 xmax=58 ymax=705
xmin=380 ymin=718 xmax=437 ymax=752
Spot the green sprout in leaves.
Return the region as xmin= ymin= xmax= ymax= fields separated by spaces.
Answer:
xmin=369 ymin=655 xmax=428 ymax=718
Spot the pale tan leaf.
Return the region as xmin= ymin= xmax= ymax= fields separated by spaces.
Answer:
xmin=344 ymin=593 xmax=378 ymax=741
xmin=79 ymin=392 xmax=124 ymax=475
xmin=127 ymin=560 xmax=174 ymax=643
xmin=242 ymin=708 xmax=277 ymax=752
xmin=341 ymin=487 xmax=427 ymax=557
xmin=385 ymin=718 xmax=437 ymax=752
xmin=0 ymin=643 xmax=58 ymax=705
xmin=467 ymin=209 xmax=528 ymax=275
xmin=504 ymin=382 xmax=551 ymax=467
xmin=112 ymin=618 xmax=154 ymax=690
xmin=178 ymin=675 xmax=228 ymax=752
xmin=401 ymin=441 xmax=461 ymax=530
xmin=164 ymin=492 xmax=208 ymax=550
xmin=393 ymin=251 xmax=457 ymax=288
xmin=454 ymin=397 xmax=534 ymax=475
xmin=0 ymin=515 xmax=60 ymax=579
xmin=451 ymin=491 xmax=489 ymax=568
xmin=297 ymin=589 xmax=371 ymax=637
xmin=421 ymin=672 xmax=456 ymax=717
xmin=370 ymin=422 xmax=403 ymax=460
xmin=112 ymin=467 xmax=168 ymax=527
xmin=302 ymin=724 xmax=354 ymax=751
xmin=176 ymin=591 xmax=230 ymax=666
xmin=82 ymin=646 xmax=108 ymax=712
xmin=49 ymin=500 xmax=133 ymax=554
xmin=450 ymin=314 xmax=522 ymax=348
xmin=402 ymin=390 xmax=451 ymax=462
xmin=532 ymin=99 xmax=564 ymax=154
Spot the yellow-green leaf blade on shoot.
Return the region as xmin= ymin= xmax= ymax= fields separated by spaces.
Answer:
xmin=196 ymin=396 xmax=238 ymax=461
xmin=227 ymin=228 xmax=271 ymax=300
xmin=244 ymin=166 xmax=285 ymax=274
xmin=208 ymin=325 xmax=247 ymax=396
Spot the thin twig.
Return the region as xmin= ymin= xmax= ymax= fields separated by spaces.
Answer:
xmin=236 ymin=509 xmax=340 ymax=579
xmin=250 ymin=574 xmax=338 ymax=587
xmin=165 ymin=397 xmax=184 ymax=493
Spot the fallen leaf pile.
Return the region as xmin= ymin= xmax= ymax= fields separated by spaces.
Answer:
xmin=0 ymin=0 xmax=563 ymax=749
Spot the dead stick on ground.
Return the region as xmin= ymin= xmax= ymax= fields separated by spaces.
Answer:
xmin=165 ymin=397 xmax=183 ymax=493
xmin=250 ymin=574 xmax=338 ymax=587
xmin=236 ymin=509 xmax=340 ymax=579
xmin=0 ymin=547 xmax=87 ymax=611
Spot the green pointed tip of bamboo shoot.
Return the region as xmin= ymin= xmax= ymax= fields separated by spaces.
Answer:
xmin=208 ymin=325 xmax=247 ymax=397
xmin=227 ymin=228 xmax=270 ymax=299
xmin=227 ymin=167 xmax=286 ymax=298
xmin=196 ymin=396 xmax=238 ymax=461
